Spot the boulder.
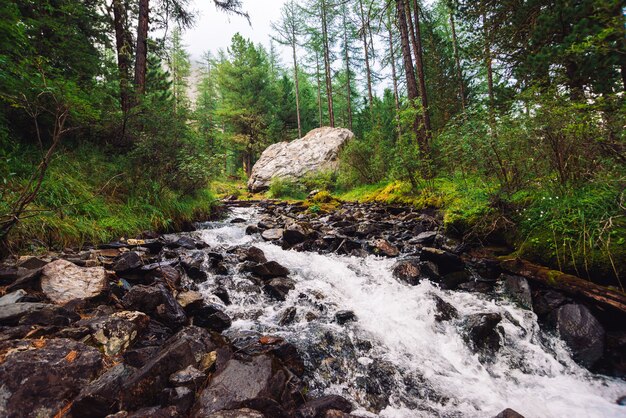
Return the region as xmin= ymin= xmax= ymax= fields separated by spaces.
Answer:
xmin=193 ymin=304 xmax=232 ymax=332
xmin=262 ymin=228 xmax=284 ymax=241
xmin=420 ymin=247 xmax=464 ymax=275
xmin=502 ymin=274 xmax=532 ymax=309
xmin=463 ymin=313 xmax=502 ymax=355
xmin=112 ymin=252 xmax=143 ymax=273
xmin=494 ymin=408 xmax=525 ymax=418
xmin=370 ymin=239 xmax=399 ymax=257
xmin=246 ymin=261 xmax=290 ymax=279
xmin=243 ymin=246 xmax=268 ymax=263
xmin=433 ymin=295 xmax=458 ymax=322
xmin=550 ymin=303 xmax=605 ymax=367
xmin=248 ymin=127 xmax=354 ymax=192
xmin=71 ymin=363 xmax=136 ymax=418
xmin=177 ymin=290 xmax=205 ymax=313
xmin=392 ymin=258 xmax=439 ymax=285
xmin=264 ymin=277 xmax=296 ymax=301
xmin=0 ymin=339 xmax=103 ymax=418
xmin=122 ymin=284 xmax=187 ymax=329
xmin=41 ymin=259 xmax=108 ymax=304
xmin=335 ymin=310 xmax=357 ymax=325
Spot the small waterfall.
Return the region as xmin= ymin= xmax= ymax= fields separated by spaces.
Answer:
xmin=194 ymin=207 xmax=626 ymax=418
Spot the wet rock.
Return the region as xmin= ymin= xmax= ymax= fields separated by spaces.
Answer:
xmin=279 ymin=307 xmax=297 ymax=326
xmin=420 ymin=247 xmax=464 ymax=275
xmin=80 ymin=311 xmax=150 ymax=356
xmin=206 ymin=409 xmax=264 ymax=418
xmin=16 ymin=256 xmax=48 ymax=270
xmin=0 ymin=302 xmax=53 ymax=326
xmin=433 ymin=295 xmax=458 ymax=322
xmin=176 ymin=290 xmax=205 ymax=313
xmin=264 ymin=277 xmax=296 ymax=301
xmin=370 ymin=239 xmax=399 ymax=257
xmin=214 ymin=287 xmax=231 ymax=305
xmin=463 ymin=313 xmax=502 ymax=354
xmin=262 ymin=228 xmax=284 ymax=241
xmin=163 ymin=386 xmax=195 ymax=414
xmin=19 ymin=304 xmax=79 ymax=326
xmin=412 ymin=231 xmax=438 ymax=245
xmin=191 ymin=355 xmax=287 ymax=417
xmin=231 ymin=217 xmax=246 ymax=223
xmin=41 ymin=259 xmax=108 ymax=304
xmin=128 ymin=406 xmax=181 ymax=418
xmin=494 ymin=408 xmax=525 ymax=418
xmin=123 ymin=346 xmax=161 ymax=368
xmin=246 ymin=225 xmax=261 ymax=235
xmin=170 ymin=236 xmax=198 ymax=250
xmin=181 ymin=251 xmax=208 ymax=282
xmin=392 ymin=258 xmax=439 ymax=285
xmin=335 ymin=310 xmax=357 ymax=325
xmin=457 ymin=279 xmax=494 ymax=293
xmin=247 ymin=261 xmax=290 ymax=279
xmin=5 ymin=267 xmax=42 ymax=292
xmin=193 ymin=304 xmax=232 ymax=332
xmin=550 ymin=303 xmax=605 ymax=367
xmin=0 ymin=339 xmax=103 ymax=418
xmin=283 ymin=227 xmax=308 ymax=246
xmin=241 ymin=246 xmax=268 ymax=263
xmin=0 ymin=289 xmax=28 ymax=306
xmin=532 ymin=289 xmax=568 ymax=318
xmin=71 ymin=363 xmax=136 ymax=418
xmin=502 ymin=274 xmax=532 ymax=309
xmin=112 ymin=252 xmax=143 ymax=272
xmin=121 ymin=326 xmax=217 ymax=410
xmin=617 ymin=395 xmax=626 ymax=406
xmin=296 ymin=395 xmax=353 ymax=418
xmin=169 ymin=365 xmax=206 ymax=388
xmin=122 ymin=283 xmax=187 ymax=329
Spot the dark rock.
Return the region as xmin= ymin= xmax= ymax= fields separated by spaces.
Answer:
xmin=214 ymin=287 xmax=231 ymax=305
xmin=170 ymin=236 xmax=198 ymax=250
xmin=181 ymin=251 xmax=208 ymax=282
xmin=19 ymin=304 xmax=80 ymax=326
xmin=231 ymin=217 xmax=247 ymax=223
xmin=163 ymin=386 xmax=195 ymax=414
xmin=78 ymin=311 xmax=151 ymax=356
xmin=412 ymin=231 xmax=438 ymax=245
xmin=440 ymin=271 xmax=471 ymax=290
xmin=0 ymin=339 xmax=103 ymax=418
xmin=206 ymin=409 xmax=264 ymax=418
xmin=617 ymin=395 xmax=626 ymax=406
xmin=193 ymin=304 xmax=232 ymax=332
xmin=283 ymin=228 xmax=307 ymax=246
xmin=191 ymin=355 xmax=291 ymax=417
xmin=420 ymin=247 xmax=464 ymax=275
xmin=169 ymin=365 xmax=206 ymax=388
xmin=243 ymin=246 xmax=268 ymax=263
xmin=133 ymin=320 xmax=174 ymax=348
xmin=112 ymin=252 xmax=143 ymax=272
xmin=463 ymin=313 xmax=502 ymax=354
xmin=121 ymin=326 xmax=217 ymax=410
xmin=5 ymin=268 xmax=42 ymax=291
xmin=262 ymin=228 xmax=284 ymax=241
xmin=128 ymin=406 xmax=181 ymax=418
xmin=494 ymin=408 xmax=525 ymax=418
xmin=457 ymin=279 xmax=494 ymax=293
xmin=532 ymin=289 xmax=568 ymax=318
xmin=16 ymin=256 xmax=48 ymax=270
xmin=335 ymin=310 xmax=357 ymax=325
xmin=0 ymin=302 xmax=53 ymax=326
xmin=392 ymin=259 xmax=421 ymax=285
xmin=433 ymin=295 xmax=458 ymax=322
xmin=264 ymin=277 xmax=296 ymax=301
xmin=122 ymin=283 xmax=187 ymax=329
xmin=71 ymin=363 xmax=136 ymax=418
xmin=502 ymin=274 xmax=532 ymax=309
xmin=247 ymin=261 xmax=290 ymax=279
xmin=246 ymin=225 xmax=261 ymax=235
xmin=176 ymin=290 xmax=205 ymax=314
xmin=123 ymin=346 xmax=161 ymax=368
xmin=296 ymin=395 xmax=353 ymax=418
xmin=550 ymin=303 xmax=605 ymax=367
xmin=370 ymin=239 xmax=399 ymax=257
xmin=279 ymin=307 xmax=297 ymax=326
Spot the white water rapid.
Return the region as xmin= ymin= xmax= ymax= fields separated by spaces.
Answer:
xmin=194 ymin=207 xmax=626 ymax=418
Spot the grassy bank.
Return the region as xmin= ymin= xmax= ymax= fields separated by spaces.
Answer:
xmin=1 ymin=144 xmax=218 ymax=253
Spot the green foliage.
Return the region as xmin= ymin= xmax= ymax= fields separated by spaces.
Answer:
xmin=267 ymin=177 xmax=307 ymax=200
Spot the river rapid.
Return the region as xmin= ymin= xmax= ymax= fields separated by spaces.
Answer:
xmin=187 ymin=206 xmax=626 ymax=418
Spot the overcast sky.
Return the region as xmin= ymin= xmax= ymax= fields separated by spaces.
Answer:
xmin=183 ymin=0 xmax=289 ymax=64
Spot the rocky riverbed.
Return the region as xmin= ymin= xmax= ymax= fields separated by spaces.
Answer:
xmin=0 ymin=200 xmax=625 ymax=418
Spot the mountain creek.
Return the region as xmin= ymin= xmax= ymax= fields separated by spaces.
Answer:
xmin=0 ymin=200 xmax=625 ymax=418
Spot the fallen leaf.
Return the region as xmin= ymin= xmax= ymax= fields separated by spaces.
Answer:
xmin=64 ymin=350 xmax=78 ymax=363
xmin=32 ymin=339 xmax=46 ymax=349
xmin=259 ymin=336 xmax=283 ymax=345
xmin=53 ymin=401 xmax=72 ymax=418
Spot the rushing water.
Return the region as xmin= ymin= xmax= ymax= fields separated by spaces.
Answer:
xmin=192 ymin=207 xmax=626 ymax=418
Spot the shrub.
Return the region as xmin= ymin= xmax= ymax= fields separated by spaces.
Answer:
xmin=267 ymin=177 xmax=306 ymax=200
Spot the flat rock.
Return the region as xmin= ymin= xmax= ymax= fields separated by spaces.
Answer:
xmin=0 ymin=302 xmax=53 ymax=326
xmin=0 ymin=339 xmax=103 ymax=418
xmin=0 ymin=289 xmax=28 ymax=306
xmin=262 ymin=228 xmax=284 ymax=241
xmin=41 ymin=259 xmax=108 ymax=304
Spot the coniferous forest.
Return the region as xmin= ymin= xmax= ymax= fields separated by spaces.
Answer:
xmin=2 ymin=2 xmax=626 ymax=418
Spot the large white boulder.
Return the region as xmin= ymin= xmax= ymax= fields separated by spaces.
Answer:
xmin=247 ymin=127 xmax=354 ymax=192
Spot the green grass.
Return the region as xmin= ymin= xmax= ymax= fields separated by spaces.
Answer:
xmin=3 ymin=144 xmax=218 ymax=253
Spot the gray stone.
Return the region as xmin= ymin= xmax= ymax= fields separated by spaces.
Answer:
xmin=0 ymin=290 xmax=28 ymax=307
xmin=248 ymin=127 xmax=354 ymax=192
xmin=551 ymin=303 xmax=605 ymax=367
xmin=502 ymin=274 xmax=532 ymax=309
xmin=41 ymin=259 xmax=108 ymax=304
xmin=0 ymin=302 xmax=52 ymax=325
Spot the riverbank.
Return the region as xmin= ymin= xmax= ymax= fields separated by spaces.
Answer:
xmin=1 ymin=200 xmax=625 ymax=417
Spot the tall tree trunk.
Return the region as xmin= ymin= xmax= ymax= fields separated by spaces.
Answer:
xmin=387 ymin=12 xmax=401 ymax=140
xmin=395 ymin=0 xmax=422 ymax=148
xmin=291 ymin=33 xmax=302 ymax=138
xmin=358 ymin=0 xmax=374 ymax=111
xmin=321 ymin=0 xmax=335 ymax=127
xmin=134 ymin=0 xmax=149 ymax=96
xmin=406 ymin=0 xmax=430 ymax=142
xmin=448 ymin=5 xmax=466 ymax=113
xmin=112 ymin=0 xmax=132 ymax=114
xmin=315 ymin=49 xmax=323 ymax=127
xmin=342 ymin=9 xmax=353 ymax=130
